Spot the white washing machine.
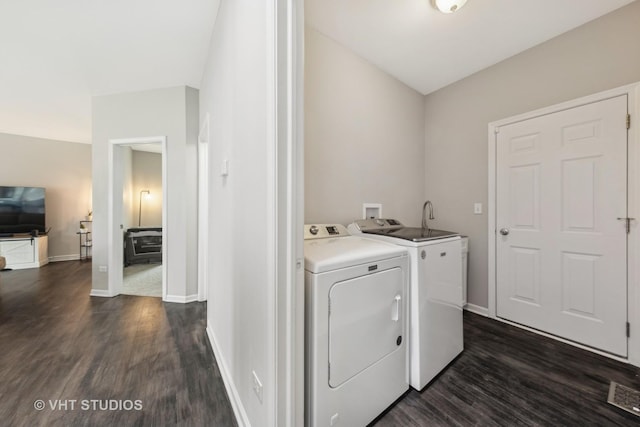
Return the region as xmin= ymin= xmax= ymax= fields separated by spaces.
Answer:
xmin=348 ymin=219 xmax=463 ymax=391
xmin=304 ymin=224 xmax=409 ymax=427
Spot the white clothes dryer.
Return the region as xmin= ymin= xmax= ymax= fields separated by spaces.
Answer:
xmin=348 ymin=219 xmax=463 ymax=391
xmin=304 ymin=224 xmax=409 ymax=427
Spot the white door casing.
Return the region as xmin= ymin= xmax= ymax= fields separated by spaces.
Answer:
xmin=494 ymin=95 xmax=628 ymax=356
xmin=198 ymin=115 xmax=209 ymax=302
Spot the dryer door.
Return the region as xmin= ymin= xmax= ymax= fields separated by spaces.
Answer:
xmin=328 ymin=267 xmax=404 ymax=388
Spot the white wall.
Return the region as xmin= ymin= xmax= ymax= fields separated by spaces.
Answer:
xmin=304 ymin=27 xmax=425 ymax=226
xmin=0 ymin=133 xmax=91 ymax=261
xmin=132 ymin=150 xmax=162 ymax=227
xmin=91 ymin=86 xmax=199 ymax=301
xmin=200 ymin=0 xmax=283 ymax=425
xmin=185 ymin=87 xmax=199 ymax=298
xmin=423 ymin=1 xmax=640 ymax=309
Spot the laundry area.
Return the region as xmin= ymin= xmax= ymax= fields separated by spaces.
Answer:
xmin=301 ymin=0 xmax=640 ymax=425
xmin=302 ymin=2 xmax=475 ymax=423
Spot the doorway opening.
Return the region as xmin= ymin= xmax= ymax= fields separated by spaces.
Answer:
xmin=108 ymin=136 xmax=168 ymax=300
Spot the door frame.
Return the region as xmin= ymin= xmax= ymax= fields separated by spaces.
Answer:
xmin=274 ymin=0 xmax=305 ymax=424
xmin=108 ymin=136 xmax=168 ymax=300
xmin=197 ymin=115 xmax=209 ymax=302
xmin=488 ymin=82 xmax=640 ymax=365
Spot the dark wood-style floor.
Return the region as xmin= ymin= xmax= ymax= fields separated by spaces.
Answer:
xmin=0 ymin=261 xmax=237 ymax=427
xmin=375 ymin=311 xmax=640 ymax=426
xmin=2 ymin=262 xmax=640 ymax=426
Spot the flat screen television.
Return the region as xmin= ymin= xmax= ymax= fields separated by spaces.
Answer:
xmin=0 ymin=186 xmax=46 ymax=235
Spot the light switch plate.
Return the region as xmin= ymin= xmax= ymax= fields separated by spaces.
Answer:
xmin=221 ymin=159 xmax=229 ymax=177
xmin=474 ymin=203 xmax=482 ymax=215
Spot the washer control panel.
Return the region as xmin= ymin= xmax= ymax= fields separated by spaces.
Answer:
xmin=351 ymin=218 xmax=404 ymax=231
xmin=304 ymin=224 xmax=349 ymax=240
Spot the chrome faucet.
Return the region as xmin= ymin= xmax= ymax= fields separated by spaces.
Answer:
xmin=422 ymin=200 xmax=435 ymax=230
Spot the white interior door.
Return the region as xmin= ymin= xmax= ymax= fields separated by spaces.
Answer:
xmin=496 ymin=95 xmax=628 ymax=356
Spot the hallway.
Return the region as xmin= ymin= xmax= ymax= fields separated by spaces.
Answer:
xmin=0 ymin=261 xmax=236 ymax=426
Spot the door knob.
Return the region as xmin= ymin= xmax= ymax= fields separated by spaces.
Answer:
xmin=499 ymin=228 xmax=510 ymax=236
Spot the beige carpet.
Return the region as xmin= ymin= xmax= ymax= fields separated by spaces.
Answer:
xmin=122 ymin=264 xmax=162 ymax=297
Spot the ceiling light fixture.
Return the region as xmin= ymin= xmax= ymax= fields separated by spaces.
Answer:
xmin=433 ymin=0 xmax=468 ymax=14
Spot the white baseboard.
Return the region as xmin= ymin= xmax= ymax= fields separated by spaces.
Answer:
xmin=49 ymin=254 xmax=80 ymax=263
xmin=206 ymin=325 xmax=249 ymax=427
xmin=164 ymin=294 xmax=199 ymax=304
xmin=464 ymin=303 xmax=489 ymax=317
xmin=89 ymin=289 xmax=115 ymax=298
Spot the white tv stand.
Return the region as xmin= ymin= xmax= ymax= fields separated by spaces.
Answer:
xmin=0 ymin=235 xmax=49 ymax=270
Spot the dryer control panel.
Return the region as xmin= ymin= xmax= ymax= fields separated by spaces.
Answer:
xmin=304 ymin=224 xmax=349 ymax=240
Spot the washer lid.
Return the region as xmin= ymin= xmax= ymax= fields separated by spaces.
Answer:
xmin=363 ymin=227 xmax=459 ymax=242
xmin=304 ymin=236 xmax=406 ymax=273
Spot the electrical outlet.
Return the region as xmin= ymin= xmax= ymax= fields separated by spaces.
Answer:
xmin=474 ymin=203 xmax=483 ymax=215
xmin=252 ymin=370 xmax=263 ymax=403
xmin=99 ymin=266 xmax=107 ymax=272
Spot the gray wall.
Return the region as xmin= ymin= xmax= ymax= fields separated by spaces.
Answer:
xmin=91 ymin=86 xmax=199 ymax=300
xmin=423 ymin=1 xmax=640 ymax=309
xmin=304 ymin=27 xmax=425 ymax=226
xmin=0 ymin=133 xmax=91 ymax=261
xmin=132 ymin=150 xmax=162 ymax=227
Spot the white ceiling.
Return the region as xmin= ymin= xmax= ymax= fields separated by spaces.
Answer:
xmin=306 ymin=0 xmax=636 ymax=95
xmin=0 ymin=0 xmax=219 ymax=144
xmin=1 ymin=1 xmax=635 ymax=145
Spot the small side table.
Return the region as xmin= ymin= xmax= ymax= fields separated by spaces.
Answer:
xmin=77 ymin=220 xmax=92 ymax=261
